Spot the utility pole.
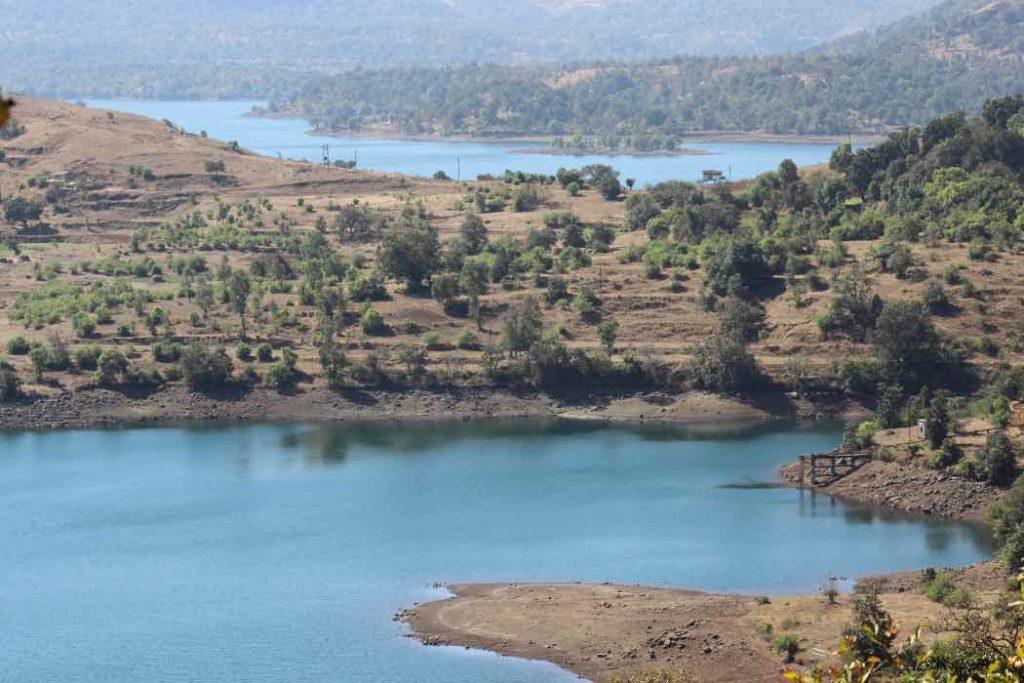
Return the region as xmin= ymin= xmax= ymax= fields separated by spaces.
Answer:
xmin=321 ymin=144 xmax=330 ymax=167
xmin=457 ymin=156 xmax=461 ymax=181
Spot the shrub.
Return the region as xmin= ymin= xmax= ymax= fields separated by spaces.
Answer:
xmin=124 ymin=366 xmax=162 ymax=390
xmin=979 ymin=431 xmax=1017 ymax=486
xmin=349 ymin=353 xmax=386 ymax=386
xmin=263 ymin=361 xmax=298 ymax=393
xmin=689 ymin=333 xmax=764 ymax=393
xmin=94 ymin=348 xmax=129 ymax=386
xmin=922 ymin=281 xmax=952 ymax=314
xmin=347 ymin=270 xmax=389 ymax=302
xmin=361 ymin=307 xmax=389 ymax=336
xmin=6 ymin=336 xmax=29 ymax=355
xmin=0 ymin=368 xmax=20 ymax=401
xmin=987 ymin=476 xmax=1024 ymax=569
xmin=923 ymin=571 xmax=972 ymax=607
xmin=420 ymin=330 xmax=445 ymax=350
xmin=72 ymin=345 xmax=102 ymax=371
xmin=239 ymin=364 xmax=261 ymax=386
xmin=454 ymin=328 xmax=480 ymax=350
xmin=771 ymin=634 xmax=800 ymax=663
xmin=929 ymin=436 xmax=962 ymax=470
xmin=151 ymin=341 xmax=182 ymax=363
xmin=236 ymin=342 xmax=253 ymax=361
xmin=256 ymin=343 xmax=274 ymax=362
xmin=545 ymin=275 xmax=569 ymax=304
xmin=179 ymin=344 xmax=233 ymax=390
xmin=71 ymin=313 xmax=96 ymax=338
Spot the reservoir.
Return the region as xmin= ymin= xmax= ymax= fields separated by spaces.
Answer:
xmin=85 ymin=99 xmax=838 ymax=187
xmin=0 ymin=419 xmax=991 ymax=682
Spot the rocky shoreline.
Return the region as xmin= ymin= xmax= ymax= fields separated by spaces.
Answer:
xmin=0 ymin=385 xmax=865 ymax=433
xmin=398 ymin=567 xmax=1006 ymax=683
xmin=778 ymin=458 xmax=1002 ymax=523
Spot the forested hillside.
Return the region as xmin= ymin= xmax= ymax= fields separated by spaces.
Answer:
xmin=2 ymin=0 xmax=940 ymax=98
xmin=271 ymin=0 xmax=1024 ymax=137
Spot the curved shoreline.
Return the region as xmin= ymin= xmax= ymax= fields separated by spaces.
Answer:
xmin=0 ymin=385 xmax=867 ymax=433
xmin=400 ymin=566 xmax=1005 ymax=683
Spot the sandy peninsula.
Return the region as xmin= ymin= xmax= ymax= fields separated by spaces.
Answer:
xmin=400 ymin=566 xmax=1005 ymax=682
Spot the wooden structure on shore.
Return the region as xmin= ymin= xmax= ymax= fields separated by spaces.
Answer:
xmin=798 ymin=452 xmax=871 ymax=487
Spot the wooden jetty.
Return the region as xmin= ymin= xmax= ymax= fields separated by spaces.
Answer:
xmin=798 ymin=451 xmax=871 ymax=487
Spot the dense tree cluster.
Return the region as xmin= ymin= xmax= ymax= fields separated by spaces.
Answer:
xmin=269 ymin=0 xmax=1024 ymax=137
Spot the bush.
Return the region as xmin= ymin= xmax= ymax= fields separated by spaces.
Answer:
xmin=0 ymin=368 xmax=20 ymax=401
xmin=347 ymin=270 xmax=389 ymax=302
xmin=71 ymin=313 xmax=96 ymax=338
xmin=929 ymin=436 xmax=962 ymax=469
xmin=771 ymin=634 xmax=800 ymax=663
xmin=689 ymin=333 xmax=764 ymax=393
xmin=151 ymin=341 xmax=182 ymax=363
xmin=349 ymin=353 xmax=386 ymax=386
xmin=256 ymin=343 xmax=274 ymax=362
xmin=923 ymin=571 xmax=972 ymax=607
xmin=361 ymin=307 xmax=389 ymax=336
xmin=124 ymin=365 xmax=163 ymax=390
xmin=263 ymin=361 xmax=298 ymax=393
xmin=94 ymin=348 xmax=129 ymax=386
xmin=987 ymin=476 xmax=1024 ymax=569
xmin=454 ymin=328 xmax=480 ymax=350
xmin=979 ymin=431 xmax=1017 ymax=486
xmin=72 ymin=345 xmax=102 ymax=371
xmin=420 ymin=330 xmax=445 ymax=350
xmin=6 ymin=336 xmax=29 ymax=355
xmin=179 ymin=344 xmax=233 ymax=390
xmin=236 ymin=342 xmax=253 ymax=361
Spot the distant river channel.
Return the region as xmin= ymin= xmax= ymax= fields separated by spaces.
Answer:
xmin=85 ymin=99 xmax=839 ymax=186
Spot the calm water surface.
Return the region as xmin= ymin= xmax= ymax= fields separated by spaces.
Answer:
xmin=84 ymin=99 xmax=837 ymax=186
xmin=0 ymin=419 xmax=990 ymax=682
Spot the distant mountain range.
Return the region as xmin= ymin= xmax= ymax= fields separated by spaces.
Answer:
xmin=2 ymin=0 xmax=944 ymax=98
xmin=268 ymin=0 xmax=1024 ymax=136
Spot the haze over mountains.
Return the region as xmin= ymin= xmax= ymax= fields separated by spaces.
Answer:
xmin=270 ymin=0 xmax=1024 ymax=135
xmin=3 ymin=0 xmax=944 ymax=98
xmin=2 ymin=0 xmax=1021 ymax=135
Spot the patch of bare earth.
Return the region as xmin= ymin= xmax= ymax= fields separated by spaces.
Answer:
xmin=399 ymin=570 xmax=1008 ymax=683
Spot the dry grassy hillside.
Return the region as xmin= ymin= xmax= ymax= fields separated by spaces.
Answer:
xmin=0 ymin=98 xmax=1020 ymax=415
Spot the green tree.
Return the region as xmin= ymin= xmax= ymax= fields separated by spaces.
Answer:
xmin=459 ymin=211 xmax=489 ymax=255
xmin=319 ymin=343 xmax=347 ymax=390
xmin=980 ymin=431 xmax=1017 ymax=486
xmin=871 ymin=300 xmax=943 ymax=389
xmin=501 ymin=296 xmax=543 ymax=357
xmin=195 ymin=279 xmax=215 ymax=320
xmin=94 ymin=349 xmax=129 ymax=386
xmin=0 ymin=367 xmax=20 ymax=402
xmin=228 ymin=271 xmax=252 ymax=339
xmin=689 ymin=332 xmax=763 ymax=393
xmin=3 ymin=196 xmax=42 ymax=226
xmin=460 ymin=260 xmax=489 ymax=330
xmin=597 ymin=320 xmax=618 ymax=356
xmin=379 ymin=215 xmax=440 ymax=291
xmin=179 ymin=344 xmax=233 ymax=390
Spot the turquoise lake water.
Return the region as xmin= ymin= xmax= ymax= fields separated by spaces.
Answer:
xmin=84 ymin=99 xmax=838 ymax=186
xmin=0 ymin=419 xmax=991 ymax=682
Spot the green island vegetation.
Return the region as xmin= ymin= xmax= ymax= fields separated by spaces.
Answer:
xmin=267 ymin=0 xmax=1024 ymax=137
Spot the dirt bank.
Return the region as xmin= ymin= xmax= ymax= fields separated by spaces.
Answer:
xmin=399 ymin=568 xmax=1005 ymax=683
xmin=0 ymin=385 xmax=865 ymax=432
xmin=778 ymin=459 xmax=1002 ymax=523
